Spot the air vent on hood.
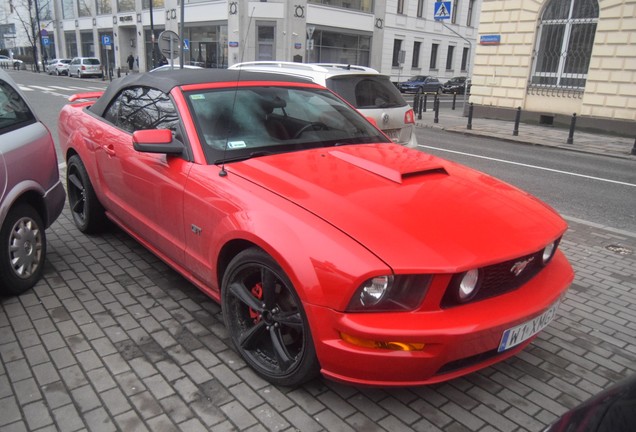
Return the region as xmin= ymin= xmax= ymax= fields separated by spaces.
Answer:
xmin=329 ymin=149 xmax=448 ymax=184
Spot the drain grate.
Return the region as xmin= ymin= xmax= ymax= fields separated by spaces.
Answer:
xmin=605 ymin=244 xmax=633 ymax=255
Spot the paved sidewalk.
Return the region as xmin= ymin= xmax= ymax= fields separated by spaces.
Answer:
xmin=1 ymin=173 xmax=636 ymax=431
xmin=414 ymin=105 xmax=636 ymax=160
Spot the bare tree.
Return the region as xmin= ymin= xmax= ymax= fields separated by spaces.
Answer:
xmin=12 ymin=0 xmax=52 ymax=71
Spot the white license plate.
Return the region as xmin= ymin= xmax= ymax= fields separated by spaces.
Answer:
xmin=498 ymin=300 xmax=560 ymax=352
xmin=384 ymin=129 xmax=400 ymax=140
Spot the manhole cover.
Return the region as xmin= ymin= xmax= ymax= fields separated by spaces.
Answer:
xmin=605 ymin=244 xmax=633 ymax=255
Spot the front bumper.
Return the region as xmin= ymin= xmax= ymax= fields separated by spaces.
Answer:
xmin=305 ymin=251 xmax=573 ymax=386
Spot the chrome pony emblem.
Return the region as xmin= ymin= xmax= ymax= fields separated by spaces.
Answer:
xmin=510 ymin=257 xmax=534 ymax=276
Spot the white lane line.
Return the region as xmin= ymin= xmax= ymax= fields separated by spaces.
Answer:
xmin=420 ymin=145 xmax=636 ymax=188
xmin=18 ymin=86 xmax=34 ymax=91
xmin=29 ymin=85 xmax=55 ymax=91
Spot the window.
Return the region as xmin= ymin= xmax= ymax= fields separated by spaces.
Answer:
xmin=257 ymin=24 xmax=276 ymax=61
xmin=104 ymin=87 xmax=179 ymax=133
xmin=313 ymin=30 xmax=371 ymax=66
xmin=0 ymin=81 xmax=35 ymax=134
xmin=451 ymin=0 xmax=459 ymax=23
xmin=397 ymin=0 xmax=405 ymax=14
xmin=412 ymin=42 xmax=421 ymax=68
xmin=530 ymin=0 xmax=598 ymax=90
xmin=118 ymin=0 xmax=135 ymax=12
xmin=430 ymin=43 xmax=438 ymax=69
xmin=461 ymin=47 xmax=469 ymax=71
xmin=78 ymin=0 xmax=92 ymax=17
xmin=417 ymin=0 xmax=425 ymax=17
xmin=446 ymin=45 xmax=455 ymax=70
xmin=307 ymin=0 xmax=374 ymax=13
xmin=62 ymin=0 xmax=74 ymax=19
xmin=96 ymin=0 xmax=111 ymax=14
xmin=392 ymin=39 xmax=403 ymax=67
xmin=142 ymin=0 xmax=165 ymax=9
xmin=467 ymin=0 xmax=475 ymax=26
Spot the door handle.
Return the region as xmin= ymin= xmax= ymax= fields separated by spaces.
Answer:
xmin=103 ymin=144 xmax=116 ymax=156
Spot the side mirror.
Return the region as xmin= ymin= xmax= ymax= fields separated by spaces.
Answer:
xmin=132 ymin=129 xmax=184 ymax=155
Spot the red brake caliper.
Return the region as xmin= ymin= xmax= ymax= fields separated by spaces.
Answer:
xmin=249 ymin=283 xmax=263 ymax=323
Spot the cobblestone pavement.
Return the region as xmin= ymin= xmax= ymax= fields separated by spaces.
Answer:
xmin=1 ymin=172 xmax=636 ymax=432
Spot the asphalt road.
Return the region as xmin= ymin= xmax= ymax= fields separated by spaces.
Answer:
xmin=414 ymin=128 xmax=636 ymax=233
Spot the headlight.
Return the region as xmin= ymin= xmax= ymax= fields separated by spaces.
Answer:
xmin=346 ymin=275 xmax=431 ymax=312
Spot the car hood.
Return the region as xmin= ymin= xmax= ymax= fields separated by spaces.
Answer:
xmin=229 ymin=144 xmax=567 ymax=272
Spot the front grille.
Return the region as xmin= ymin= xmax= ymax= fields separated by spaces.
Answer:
xmin=440 ymin=244 xmax=556 ymax=309
xmin=436 ymin=348 xmax=501 ymax=375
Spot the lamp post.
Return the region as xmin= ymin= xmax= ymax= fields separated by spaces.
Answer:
xmin=149 ymin=0 xmax=156 ymax=69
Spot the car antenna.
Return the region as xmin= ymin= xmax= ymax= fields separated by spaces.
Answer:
xmin=219 ymin=7 xmax=256 ymax=177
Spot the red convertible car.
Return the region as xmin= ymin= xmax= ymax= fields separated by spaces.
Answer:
xmin=58 ymin=70 xmax=573 ymax=387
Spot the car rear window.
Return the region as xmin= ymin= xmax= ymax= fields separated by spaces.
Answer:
xmin=327 ymin=75 xmax=407 ymax=109
xmin=85 ymin=59 xmax=101 ymax=65
xmin=61 ymin=60 xmax=71 ymax=64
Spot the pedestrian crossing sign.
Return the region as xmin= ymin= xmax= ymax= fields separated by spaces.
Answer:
xmin=434 ymin=1 xmax=452 ymax=20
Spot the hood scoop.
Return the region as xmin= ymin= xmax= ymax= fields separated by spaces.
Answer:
xmin=329 ymin=149 xmax=448 ymax=184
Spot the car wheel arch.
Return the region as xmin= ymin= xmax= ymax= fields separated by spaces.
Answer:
xmin=0 ymin=187 xmax=47 ymax=231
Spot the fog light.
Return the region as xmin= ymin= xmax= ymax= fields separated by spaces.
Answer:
xmin=542 ymin=241 xmax=557 ymax=264
xmin=340 ymin=332 xmax=425 ymax=351
xmin=458 ymin=269 xmax=480 ymax=302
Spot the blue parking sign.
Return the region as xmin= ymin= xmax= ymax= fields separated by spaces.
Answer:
xmin=102 ymin=35 xmax=112 ymax=46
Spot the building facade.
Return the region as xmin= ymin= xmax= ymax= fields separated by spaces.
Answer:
xmin=471 ymin=0 xmax=636 ymax=135
xmin=7 ymin=0 xmax=480 ymax=79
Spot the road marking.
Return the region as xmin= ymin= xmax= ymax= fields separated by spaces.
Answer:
xmin=29 ymin=85 xmax=55 ymax=91
xmin=420 ymin=145 xmax=636 ymax=188
xmin=18 ymin=85 xmax=34 ymax=91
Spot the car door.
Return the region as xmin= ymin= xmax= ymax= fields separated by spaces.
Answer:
xmin=96 ymin=86 xmax=191 ymax=266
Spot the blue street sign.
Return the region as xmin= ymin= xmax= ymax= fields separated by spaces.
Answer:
xmin=41 ymin=36 xmax=50 ymax=46
xmin=101 ymin=35 xmax=112 ymax=46
xmin=480 ymin=34 xmax=501 ymax=45
xmin=434 ymin=1 xmax=452 ymax=20
xmin=183 ymin=38 xmax=190 ymax=51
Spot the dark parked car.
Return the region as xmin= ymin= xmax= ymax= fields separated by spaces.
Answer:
xmin=397 ymin=75 xmax=442 ymax=94
xmin=543 ymin=373 xmax=636 ymax=431
xmin=442 ymin=76 xmax=471 ymax=94
xmin=0 ymin=69 xmax=66 ymax=295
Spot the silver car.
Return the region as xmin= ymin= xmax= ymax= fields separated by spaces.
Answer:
xmin=68 ymin=57 xmax=103 ymax=78
xmin=0 ymin=55 xmax=23 ymax=70
xmin=46 ymin=58 xmax=72 ymax=76
xmin=0 ymin=69 xmax=66 ymax=295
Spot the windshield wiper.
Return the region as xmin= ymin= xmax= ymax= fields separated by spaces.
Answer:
xmin=215 ymin=151 xmax=273 ymax=164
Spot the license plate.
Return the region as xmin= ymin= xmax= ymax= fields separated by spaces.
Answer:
xmin=384 ymin=129 xmax=400 ymax=141
xmin=498 ymin=300 xmax=560 ymax=352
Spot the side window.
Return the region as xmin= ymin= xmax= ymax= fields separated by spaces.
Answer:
xmin=0 ymin=80 xmax=35 ymax=134
xmin=102 ymin=87 xmax=179 ymax=133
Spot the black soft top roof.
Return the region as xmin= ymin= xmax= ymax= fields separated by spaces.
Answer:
xmin=89 ymin=69 xmax=313 ymax=117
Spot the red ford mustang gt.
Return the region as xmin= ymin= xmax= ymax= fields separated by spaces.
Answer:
xmin=58 ymin=70 xmax=573 ymax=387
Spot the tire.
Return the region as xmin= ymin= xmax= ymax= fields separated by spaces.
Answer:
xmin=222 ymin=248 xmax=320 ymax=387
xmin=55 ymin=69 xmax=60 ymax=76
xmin=0 ymin=203 xmax=46 ymax=296
xmin=66 ymin=155 xmax=107 ymax=234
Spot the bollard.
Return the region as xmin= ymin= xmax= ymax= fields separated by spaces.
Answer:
xmin=467 ymin=102 xmax=474 ymax=130
xmin=117 ymin=68 xmax=121 ymax=78
xmin=631 ymin=138 xmax=636 ymax=156
xmin=423 ymin=94 xmax=428 ymax=113
xmin=566 ymin=113 xmax=577 ymax=144
xmin=513 ymin=106 xmax=521 ymax=136
xmin=452 ymin=93 xmax=456 ymax=111
xmin=434 ymin=95 xmax=440 ymax=124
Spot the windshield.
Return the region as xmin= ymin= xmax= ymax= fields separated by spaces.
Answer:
xmin=186 ymin=86 xmax=389 ymax=164
xmin=407 ymin=76 xmax=427 ymax=82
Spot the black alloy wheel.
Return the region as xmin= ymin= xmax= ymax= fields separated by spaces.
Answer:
xmin=66 ymin=155 xmax=106 ymax=234
xmin=222 ymin=248 xmax=319 ymax=387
